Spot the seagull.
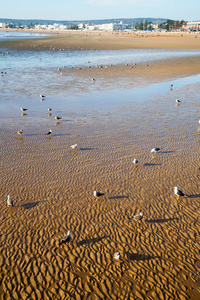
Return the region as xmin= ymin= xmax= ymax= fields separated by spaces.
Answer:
xmin=48 ymin=107 xmax=52 ymax=112
xmin=114 ymin=252 xmax=121 ymax=260
xmin=133 ymin=211 xmax=143 ymax=222
xmin=40 ymin=94 xmax=46 ymax=99
xmin=59 ymin=231 xmax=71 ymax=245
xmin=55 ymin=116 xmax=62 ymax=120
xmin=92 ymin=78 xmax=96 ymax=82
xmin=70 ymin=144 xmax=77 ymax=149
xmin=151 ymin=147 xmax=162 ymax=153
xmin=94 ymin=191 xmax=104 ymax=198
xmin=176 ymin=99 xmax=181 ymax=103
xmin=198 ymin=120 xmax=200 ymax=124
xmin=170 ymin=83 xmax=173 ymax=87
xmin=45 ymin=129 xmax=52 ymax=135
xmin=174 ymin=187 xmax=187 ymax=197
xmin=133 ymin=158 xmax=138 ymax=164
xmin=7 ymin=195 xmax=13 ymax=207
xmin=20 ymin=107 xmax=28 ymax=112
xmin=16 ymin=129 xmax=23 ymax=134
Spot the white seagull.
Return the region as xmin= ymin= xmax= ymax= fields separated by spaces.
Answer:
xmin=59 ymin=231 xmax=71 ymax=245
xmin=48 ymin=107 xmax=52 ymax=112
xmin=133 ymin=158 xmax=138 ymax=164
xmin=174 ymin=187 xmax=187 ymax=197
xmin=20 ymin=107 xmax=28 ymax=112
xmin=151 ymin=147 xmax=162 ymax=153
xmin=7 ymin=195 xmax=13 ymax=207
xmin=70 ymin=144 xmax=77 ymax=149
xmin=114 ymin=252 xmax=121 ymax=260
xmin=93 ymin=191 xmax=104 ymax=198
xmin=40 ymin=94 xmax=46 ymax=99
xmin=45 ymin=129 xmax=52 ymax=135
xmin=55 ymin=116 xmax=62 ymax=120
xmin=176 ymin=99 xmax=181 ymax=103
xmin=16 ymin=129 xmax=23 ymax=135
xmin=133 ymin=211 xmax=143 ymax=222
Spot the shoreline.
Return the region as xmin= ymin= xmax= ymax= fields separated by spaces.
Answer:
xmin=0 ymin=29 xmax=200 ymax=51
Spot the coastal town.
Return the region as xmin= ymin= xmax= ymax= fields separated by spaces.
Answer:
xmin=0 ymin=19 xmax=200 ymax=32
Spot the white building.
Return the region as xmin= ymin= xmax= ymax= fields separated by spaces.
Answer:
xmin=182 ymin=21 xmax=200 ymax=31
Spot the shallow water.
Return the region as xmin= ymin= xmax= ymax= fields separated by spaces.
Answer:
xmin=0 ymin=30 xmax=51 ymax=41
xmin=0 ymin=47 xmax=200 ymax=101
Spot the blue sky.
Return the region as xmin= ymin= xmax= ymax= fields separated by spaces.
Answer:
xmin=0 ymin=0 xmax=199 ymax=21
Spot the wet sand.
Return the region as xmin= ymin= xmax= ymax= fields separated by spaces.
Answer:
xmin=1 ymin=82 xmax=200 ymax=299
xmin=59 ymin=56 xmax=200 ymax=89
xmin=0 ymin=30 xmax=200 ymax=51
xmin=0 ymin=33 xmax=200 ymax=300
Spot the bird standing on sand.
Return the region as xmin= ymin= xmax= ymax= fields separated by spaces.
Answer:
xmin=40 ymin=94 xmax=46 ymax=99
xmin=133 ymin=212 xmax=143 ymax=222
xmin=7 ymin=195 xmax=13 ymax=207
xmin=48 ymin=107 xmax=52 ymax=112
xmin=59 ymin=231 xmax=71 ymax=245
xmin=176 ymin=99 xmax=181 ymax=103
xmin=70 ymin=144 xmax=77 ymax=149
xmin=45 ymin=129 xmax=52 ymax=135
xmin=55 ymin=116 xmax=62 ymax=120
xmin=114 ymin=252 xmax=121 ymax=260
xmin=174 ymin=187 xmax=187 ymax=197
xmin=16 ymin=129 xmax=23 ymax=135
xmin=151 ymin=147 xmax=162 ymax=153
xmin=133 ymin=158 xmax=138 ymax=164
xmin=94 ymin=191 xmax=104 ymax=198
xmin=20 ymin=107 xmax=28 ymax=112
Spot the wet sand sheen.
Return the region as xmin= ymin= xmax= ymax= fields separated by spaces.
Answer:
xmin=1 ymin=80 xmax=200 ymax=299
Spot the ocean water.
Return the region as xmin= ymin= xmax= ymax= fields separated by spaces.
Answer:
xmin=0 ymin=30 xmax=51 ymax=41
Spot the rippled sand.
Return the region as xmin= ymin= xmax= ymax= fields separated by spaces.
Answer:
xmin=1 ymin=77 xmax=200 ymax=299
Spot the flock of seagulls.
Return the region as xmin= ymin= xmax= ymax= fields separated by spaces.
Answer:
xmin=8 ymin=82 xmax=195 ymax=262
xmin=17 ymin=96 xmax=66 ymax=137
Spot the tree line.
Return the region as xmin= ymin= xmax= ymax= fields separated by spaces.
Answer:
xmin=134 ymin=19 xmax=186 ymax=31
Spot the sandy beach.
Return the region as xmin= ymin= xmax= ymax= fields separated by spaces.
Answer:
xmin=0 ymin=32 xmax=200 ymax=299
xmin=0 ymin=30 xmax=200 ymax=51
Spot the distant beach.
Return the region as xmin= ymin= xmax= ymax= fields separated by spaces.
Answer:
xmin=0 ymin=28 xmax=200 ymax=50
xmin=0 ymin=31 xmax=200 ymax=300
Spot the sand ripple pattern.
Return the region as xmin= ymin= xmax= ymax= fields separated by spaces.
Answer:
xmin=0 ymin=82 xmax=200 ymax=300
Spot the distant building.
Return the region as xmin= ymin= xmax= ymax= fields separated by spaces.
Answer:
xmin=182 ymin=21 xmax=200 ymax=31
xmin=78 ymin=20 xmax=128 ymax=32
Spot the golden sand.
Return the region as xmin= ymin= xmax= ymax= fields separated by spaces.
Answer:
xmin=0 ymin=32 xmax=200 ymax=299
xmin=0 ymin=30 xmax=200 ymax=51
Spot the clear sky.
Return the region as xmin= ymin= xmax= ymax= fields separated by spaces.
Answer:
xmin=0 ymin=0 xmax=199 ymax=21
